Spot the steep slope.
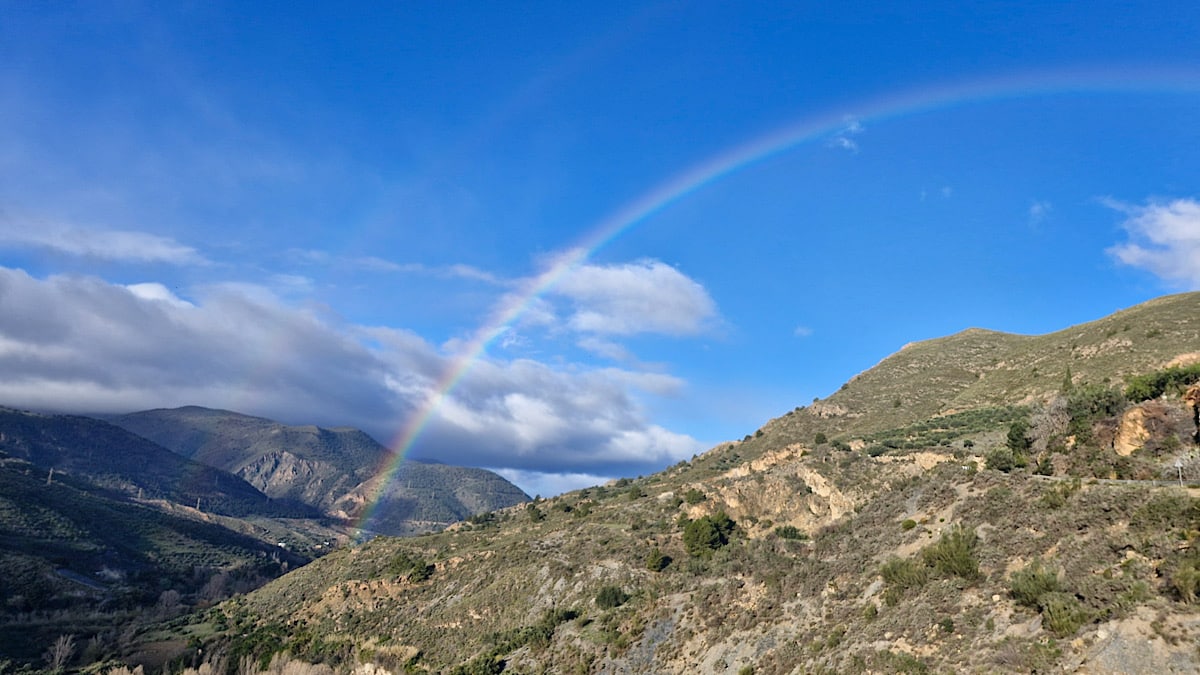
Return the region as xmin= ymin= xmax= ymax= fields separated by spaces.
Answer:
xmin=109 ymin=406 xmax=529 ymax=534
xmin=0 ymin=451 xmax=311 ymax=666
xmin=764 ymin=290 xmax=1200 ymax=444
xmin=0 ymin=407 xmax=313 ymax=518
xmin=143 ymin=293 xmax=1200 ymax=675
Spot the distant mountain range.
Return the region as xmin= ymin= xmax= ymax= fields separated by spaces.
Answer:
xmin=109 ymin=406 xmax=530 ymax=535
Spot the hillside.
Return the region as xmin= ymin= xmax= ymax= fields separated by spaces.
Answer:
xmin=761 ymin=291 xmax=1200 ymax=446
xmin=108 ymin=407 xmax=530 ymax=535
xmin=0 ymin=454 xmax=311 ymax=666
xmin=0 ymin=408 xmax=314 ymax=518
xmin=94 ymin=293 xmax=1200 ymax=673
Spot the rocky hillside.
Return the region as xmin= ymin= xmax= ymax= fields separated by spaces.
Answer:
xmin=109 ymin=407 xmax=529 ymax=535
xmin=0 ymin=407 xmax=312 ymax=518
xmin=109 ymin=293 xmax=1200 ymax=673
xmin=0 ymin=411 xmax=315 ymax=667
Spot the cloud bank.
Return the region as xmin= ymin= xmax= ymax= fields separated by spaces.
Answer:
xmin=0 ymin=265 xmax=704 ymax=489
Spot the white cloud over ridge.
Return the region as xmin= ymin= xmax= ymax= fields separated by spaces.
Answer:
xmin=1106 ymin=198 xmax=1200 ymax=288
xmin=0 ymin=266 xmax=702 ymax=483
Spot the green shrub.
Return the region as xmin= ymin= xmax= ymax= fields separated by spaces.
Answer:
xmin=1125 ymin=363 xmax=1200 ymax=402
xmin=921 ymin=526 xmax=980 ymax=580
xmin=1007 ymin=420 xmax=1032 ymax=453
xmin=880 ymin=557 xmax=929 ymax=605
xmin=595 ymin=585 xmax=630 ymax=609
xmin=1039 ymin=592 xmax=1090 ymax=637
xmin=683 ymin=512 xmax=735 ymax=557
xmin=525 ymin=503 xmax=545 ymax=522
xmin=386 ymin=551 xmax=434 ymax=583
xmin=901 ymin=519 xmax=917 ymax=531
xmin=644 ymin=548 xmax=671 ymax=572
xmin=1066 ymin=384 xmax=1126 ymax=434
xmin=683 ymin=488 xmax=706 ymax=505
xmin=1172 ymin=560 xmax=1200 ymax=603
xmin=1009 ymin=559 xmax=1060 ymax=609
xmin=774 ymin=525 xmax=807 ymax=540
xmin=986 ymin=448 xmax=1016 ymax=472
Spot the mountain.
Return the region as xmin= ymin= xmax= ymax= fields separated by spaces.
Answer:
xmin=0 ymin=407 xmax=314 ymax=518
xmin=0 ymin=412 xmax=314 ymax=666
xmin=108 ymin=406 xmax=530 ymax=535
xmin=136 ymin=292 xmax=1200 ymax=674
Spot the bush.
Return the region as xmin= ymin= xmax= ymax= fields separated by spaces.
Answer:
xmin=683 ymin=512 xmax=735 ymax=557
xmin=1125 ymin=363 xmax=1200 ymax=402
xmin=880 ymin=557 xmax=929 ymax=605
xmin=774 ymin=525 xmax=807 ymax=540
xmin=644 ymin=548 xmax=672 ymax=572
xmin=683 ymin=488 xmax=706 ymax=505
xmin=921 ymin=525 xmax=980 ymax=580
xmin=1039 ymin=592 xmax=1090 ymax=637
xmin=1006 ymin=420 xmax=1032 ymax=454
xmin=595 ymin=585 xmax=630 ymax=609
xmin=1009 ymin=559 xmax=1060 ymax=609
xmin=986 ymin=448 xmax=1016 ymax=473
xmin=1172 ymin=560 xmax=1200 ymax=603
xmin=901 ymin=519 xmax=917 ymax=531
xmin=386 ymin=551 xmax=434 ymax=583
xmin=1066 ymin=384 xmax=1126 ymax=434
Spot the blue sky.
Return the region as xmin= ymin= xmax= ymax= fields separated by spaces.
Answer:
xmin=2 ymin=2 xmax=1199 ymax=496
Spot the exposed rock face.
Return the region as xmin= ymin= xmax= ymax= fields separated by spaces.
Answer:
xmin=1185 ymin=383 xmax=1200 ymax=442
xmin=1113 ymin=400 xmax=1193 ymax=457
xmin=237 ymin=450 xmax=357 ymax=513
xmin=1114 ymin=406 xmax=1152 ymax=457
xmin=1077 ymin=607 xmax=1200 ymax=674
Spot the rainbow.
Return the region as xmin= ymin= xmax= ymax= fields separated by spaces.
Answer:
xmin=354 ymin=66 xmax=1200 ymax=531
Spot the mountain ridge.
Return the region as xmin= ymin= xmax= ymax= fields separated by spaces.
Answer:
xmin=108 ymin=406 xmax=530 ymax=535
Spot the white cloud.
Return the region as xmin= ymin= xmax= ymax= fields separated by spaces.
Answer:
xmin=0 ymin=265 xmax=702 ymax=477
xmin=490 ymin=468 xmax=612 ymax=498
xmin=793 ymin=325 xmax=813 ymax=338
xmin=1029 ymin=200 xmax=1051 ymax=226
xmin=0 ymin=218 xmax=204 ymax=264
xmin=1106 ymin=197 xmax=1200 ymax=288
xmin=551 ymin=259 xmax=717 ymax=336
xmin=827 ymin=117 xmax=864 ymax=153
xmin=577 ymin=336 xmax=633 ymax=361
xmin=124 ymin=282 xmax=194 ymax=308
xmin=287 ymin=249 xmax=505 ymax=284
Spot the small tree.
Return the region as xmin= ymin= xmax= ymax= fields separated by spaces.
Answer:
xmin=1006 ymin=420 xmax=1032 ymax=454
xmin=44 ymin=634 xmax=75 ymax=672
xmin=683 ymin=512 xmax=736 ymax=557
